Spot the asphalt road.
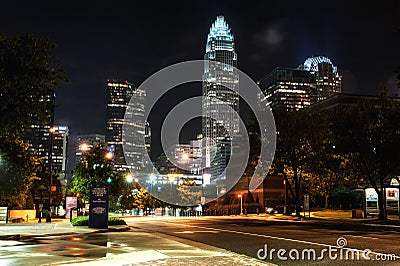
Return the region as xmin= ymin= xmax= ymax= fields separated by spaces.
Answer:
xmin=125 ymin=216 xmax=400 ymax=265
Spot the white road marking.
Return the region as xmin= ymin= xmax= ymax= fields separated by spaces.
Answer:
xmin=344 ymin=235 xmax=379 ymax=240
xmin=174 ymin=230 xmax=219 ymax=234
xmin=158 ymin=221 xmax=400 ymax=259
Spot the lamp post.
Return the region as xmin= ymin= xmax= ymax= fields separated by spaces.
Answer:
xmin=46 ymin=127 xmax=56 ymax=223
xmin=283 ymin=179 xmax=287 ymax=215
xmin=238 ymin=192 xmax=243 ymax=215
xmin=105 ymin=151 xmax=113 ymax=211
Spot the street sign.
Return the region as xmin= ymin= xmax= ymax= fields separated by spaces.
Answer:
xmin=65 ymin=197 xmax=78 ymax=219
xmin=304 ymin=194 xmax=310 ymax=211
xmin=88 ymin=187 xmax=109 ymax=229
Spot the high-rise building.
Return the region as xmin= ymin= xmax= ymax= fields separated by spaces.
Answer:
xmin=202 ymin=15 xmax=239 ymax=181
xmin=25 ymin=93 xmax=55 ymax=170
xmin=107 ymin=79 xmax=147 ymax=173
xmin=106 ymin=80 xmax=136 ymax=170
xmin=50 ymin=125 xmax=69 ymax=194
xmin=299 ymin=56 xmax=342 ymax=102
xmin=75 ymin=134 xmax=105 ymax=163
xmin=145 ymin=121 xmax=151 ymax=156
xmin=258 ymin=68 xmax=315 ymax=111
xmin=51 ymin=126 xmax=69 ymax=175
xmin=259 ymin=55 xmax=341 ymax=110
xmin=154 ymin=138 xmax=203 ymax=176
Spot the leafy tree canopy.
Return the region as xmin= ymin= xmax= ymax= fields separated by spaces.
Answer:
xmin=0 ymin=33 xmax=68 ymax=136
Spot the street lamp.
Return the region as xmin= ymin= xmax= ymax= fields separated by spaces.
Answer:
xmin=47 ymin=126 xmax=56 ymax=223
xmin=79 ymin=143 xmax=90 ymax=152
xmin=283 ymin=179 xmax=287 ymax=215
xmin=238 ymin=192 xmax=243 ymax=215
xmin=105 ymin=151 xmax=113 ymax=160
xmin=125 ymin=173 xmax=134 ymax=183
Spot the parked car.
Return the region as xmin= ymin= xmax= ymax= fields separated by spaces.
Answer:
xmin=265 ymin=207 xmax=277 ymax=214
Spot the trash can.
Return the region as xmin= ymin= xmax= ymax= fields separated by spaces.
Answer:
xmin=352 ymin=209 xmax=363 ymax=218
xmin=70 ymin=208 xmax=78 ymax=221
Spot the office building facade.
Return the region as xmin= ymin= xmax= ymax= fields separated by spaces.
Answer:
xmin=106 ymin=80 xmax=136 ymax=170
xmin=259 ymin=56 xmax=341 ymax=111
xmin=202 ymin=15 xmax=239 ymax=181
xmin=299 ymin=56 xmax=342 ymax=103
xmin=258 ymin=68 xmax=315 ymax=111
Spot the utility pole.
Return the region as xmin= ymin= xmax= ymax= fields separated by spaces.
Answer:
xmin=46 ymin=127 xmax=56 ymax=223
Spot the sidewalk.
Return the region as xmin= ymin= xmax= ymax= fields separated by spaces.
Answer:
xmin=0 ymin=218 xmax=128 ymax=240
xmin=0 ymin=219 xmax=275 ymax=266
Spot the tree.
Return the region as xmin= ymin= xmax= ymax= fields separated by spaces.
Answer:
xmin=331 ymin=88 xmax=400 ymax=219
xmin=0 ymin=138 xmax=41 ymax=209
xmin=0 ymin=34 xmax=68 ymax=137
xmin=307 ymin=149 xmax=357 ymax=209
xmin=272 ymin=108 xmax=326 ymax=216
xmin=132 ymin=187 xmax=163 ymax=215
xmin=69 ymin=146 xmax=121 ymax=202
xmin=177 ymin=178 xmax=201 ymax=206
xmin=31 ymin=169 xmax=64 ymax=213
xmin=0 ymin=33 xmax=68 ymax=210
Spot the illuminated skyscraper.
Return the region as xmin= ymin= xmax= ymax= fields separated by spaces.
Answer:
xmin=106 ymin=80 xmax=135 ymax=170
xmin=25 ymin=93 xmax=56 ymax=170
xmin=51 ymin=125 xmax=69 ymax=175
xmin=259 ymin=56 xmax=341 ymax=111
xmin=258 ymin=68 xmax=315 ymax=111
xmin=299 ymin=56 xmax=342 ymax=102
xmin=202 ymin=15 xmax=239 ymax=179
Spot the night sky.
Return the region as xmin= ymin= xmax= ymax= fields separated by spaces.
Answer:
xmin=1 ymin=1 xmax=399 ymax=168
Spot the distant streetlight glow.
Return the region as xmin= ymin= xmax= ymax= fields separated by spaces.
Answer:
xmin=79 ymin=143 xmax=90 ymax=152
xmin=105 ymin=152 xmax=113 ymax=160
xmin=182 ymin=153 xmax=189 ymax=160
xmin=125 ymin=173 xmax=133 ymax=183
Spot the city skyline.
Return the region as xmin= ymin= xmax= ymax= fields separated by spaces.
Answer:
xmin=1 ymin=1 xmax=399 ymax=168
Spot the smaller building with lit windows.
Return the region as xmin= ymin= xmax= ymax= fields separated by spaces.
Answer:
xmin=259 ymin=56 xmax=342 ymax=111
xmin=258 ymin=67 xmax=315 ymax=111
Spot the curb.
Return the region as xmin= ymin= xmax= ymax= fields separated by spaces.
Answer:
xmin=0 ymin=225 xmax=131 ymax=241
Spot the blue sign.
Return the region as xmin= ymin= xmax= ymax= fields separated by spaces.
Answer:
xmin=88 ymin=187 xmax=108 ymax=228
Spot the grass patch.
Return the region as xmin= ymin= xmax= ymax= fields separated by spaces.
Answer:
xmin=311 ymin=209 xmax=352 ymax=218
xmin=71 ymin=216 xmax=127 ymax=226
xmin=108 ymin=217 xmax=127 ymax=225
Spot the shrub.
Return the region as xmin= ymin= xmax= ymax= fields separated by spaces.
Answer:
xmin=108 ymin=217 xmax=127 ymax=225
xmin=71 ymin=216 xmax=89 ymax=226
xmin=71 ymin=216 xmax=127 ymax=226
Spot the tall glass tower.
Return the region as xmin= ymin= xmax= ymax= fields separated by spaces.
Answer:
xmin=106 ymin=80 xmax=135 ymax=170
xmin=202 ymin=16 xmax=239 ymax=179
